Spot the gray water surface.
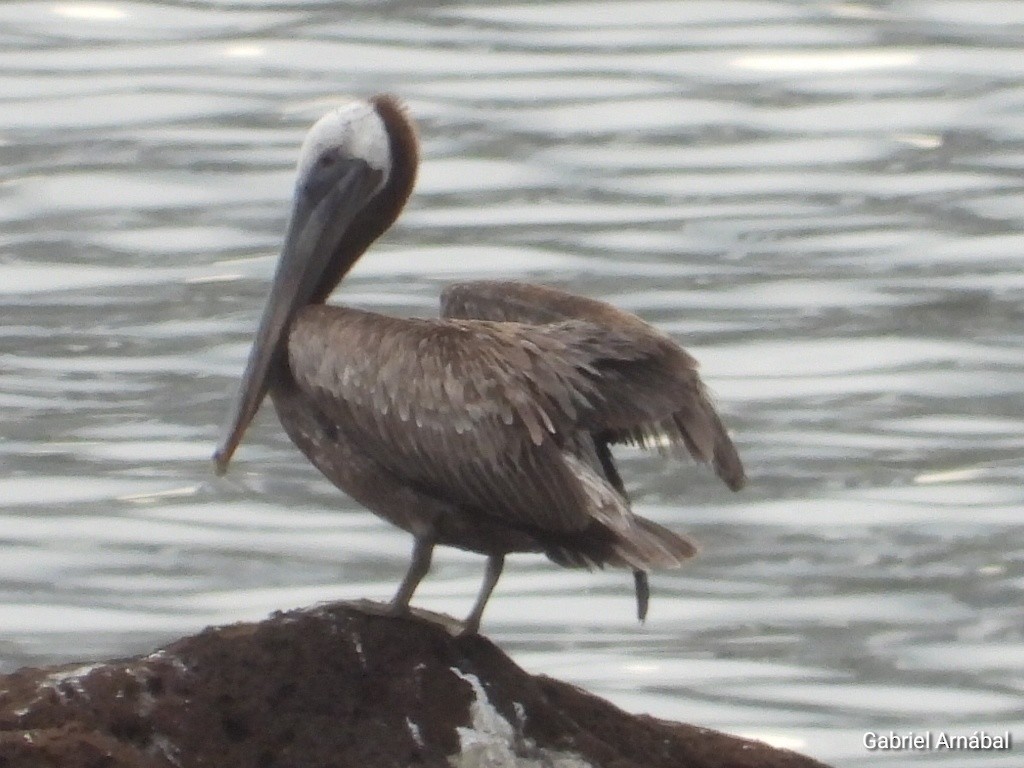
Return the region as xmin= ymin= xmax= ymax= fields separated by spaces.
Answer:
xmin=1 ymin=2 xmax=1023 ymax=765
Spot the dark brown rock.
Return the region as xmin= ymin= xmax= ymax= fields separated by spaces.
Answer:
xmin=0 ymin=602 xmax=833 ymax=768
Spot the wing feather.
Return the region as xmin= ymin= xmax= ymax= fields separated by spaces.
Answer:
xmin=289 ymin=304 xmax=619 ymax=534
xmin=442 ymin=280 xmax=745 ymax=490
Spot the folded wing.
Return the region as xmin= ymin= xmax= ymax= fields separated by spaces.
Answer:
xmin=288 ymin=305 xmax=638 ymax=536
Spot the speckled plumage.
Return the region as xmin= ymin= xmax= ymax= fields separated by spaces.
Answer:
xmin=216 ymin=95 xmax=745 ymax=633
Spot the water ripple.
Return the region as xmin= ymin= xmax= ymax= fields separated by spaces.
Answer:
xmin=0 ymin=2 xmax=1021 ymax=765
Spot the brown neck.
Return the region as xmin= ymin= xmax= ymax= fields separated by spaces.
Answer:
xmin=309 ymin=95 xmax=420 ymax=304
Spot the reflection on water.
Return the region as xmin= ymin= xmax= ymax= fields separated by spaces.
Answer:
xmin=1 ymin=2 xmax=1022 ymax=765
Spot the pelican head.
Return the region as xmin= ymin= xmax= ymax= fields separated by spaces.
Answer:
xmin=214 ymin=95 xmax=419 ymax=473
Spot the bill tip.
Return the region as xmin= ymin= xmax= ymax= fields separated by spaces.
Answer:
xmin=212 ymin=448 xmax=230 ymax=476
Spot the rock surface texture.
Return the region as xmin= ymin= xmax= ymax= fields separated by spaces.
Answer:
xmin=0 ymin=602 xmax=833 ymax=768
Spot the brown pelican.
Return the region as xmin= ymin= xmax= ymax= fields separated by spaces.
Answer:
xmin=214 ymin=95 xmax=745 ymax=634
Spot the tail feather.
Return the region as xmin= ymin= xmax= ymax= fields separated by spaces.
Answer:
xmin=609 ymin=515 xmax=697 ymax=569
xmin=551 ymin=447 xmax=698 ymax=570
xmin=548 ymin=443 xmax=697 ymax=628
xmin=545 ymin=514 xmax=697 ymax=571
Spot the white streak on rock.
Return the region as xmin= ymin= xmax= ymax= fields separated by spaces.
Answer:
xmin=406 ymin=717 xmax=425 ymax=749
xmin=448 ymin=667 xmax=592 ymax=768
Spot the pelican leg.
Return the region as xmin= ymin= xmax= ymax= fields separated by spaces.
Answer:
xmin=462 ymin=554 xmax=505 ymax=635
xmin=390 ymin=537 xmax=434 ymax=615
xmin=633 ymin=569 xmax=650 ymax=623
